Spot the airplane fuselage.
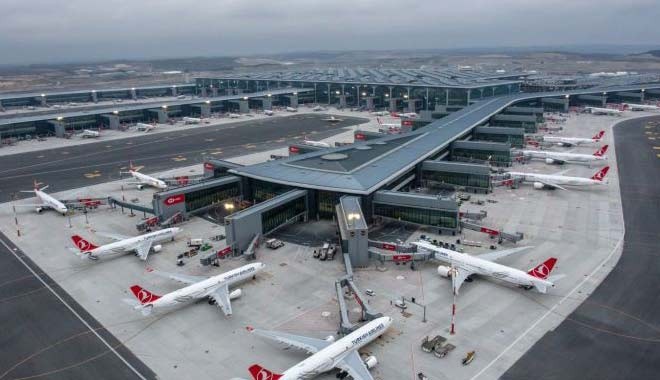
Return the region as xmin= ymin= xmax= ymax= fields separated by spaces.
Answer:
xmin=522 ymin=150 xmax=607 ymax=164
xmin=35 ymin=190 xmax=68 ymax=214
xmin=279 ymin=317 xmax=392 ymax=379
xmin=85 ymin=228 xmax=180 ymax=258
xmin=147 ymin=263 xmax=264 ymax=310
xmin=131 ymin=170 xmax=167 ymax=189
xmin=508 ymin=172 xmax=605 ymax=187
xmin=416 ymin=242 xmax=554 ymax=292
xmin=542 ymin=136 xmax=599 ymax=146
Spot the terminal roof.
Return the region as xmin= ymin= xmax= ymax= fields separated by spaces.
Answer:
xmin=231 ymin=84 xmax=660 ymax=195
xmin=199 ymin=67 xmax=526 ymax=88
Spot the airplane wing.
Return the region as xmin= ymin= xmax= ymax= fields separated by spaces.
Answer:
xmin=13 ymin=204 xmax=45 ymax=208
xmin=476 ymin=246 xmax=532 ymax=262
xmin=249 ymin=327 xmax=332 ymax=354
xmin=208 ymin=285 xmax=233 ymax=316
xmin=551 ymin=168 xmax=571 ymax=176
xmin=134 ymin=240 xmax=153 ymax=261
xmin=537 ymin=179 xmax=568 ymax=191
xmin=335 ymin=350 xmax=374 ymax=380
xmin=451 ymin=267 xmax=474 ymax=295
xmin=147 ymin=269 xmax=207 ymax=285
xmin=95 ymin=231 xmax=131 ymax=241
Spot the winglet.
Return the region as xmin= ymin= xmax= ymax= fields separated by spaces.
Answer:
xmin=591 ymin=166 xmax=610 ymax=181
xmin=593 ymin=145 xmax=608 ymax=157
xmin=248 ymin=364 xmax=283 ymax=380
xmin=528 ymin=258 xmax=558 ymax=279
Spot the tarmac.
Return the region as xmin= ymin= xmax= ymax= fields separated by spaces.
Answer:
xmin=0 ymin=231 xmax=155 ymax=380
xmin=0 ymin=112 xmax=368 ymax=202
xmin=0 ymin=110 xmax=653 ymax=380
xmin=500 ymin=115 xmax=660 ymax=380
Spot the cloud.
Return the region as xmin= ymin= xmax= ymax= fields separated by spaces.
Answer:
xmin=0 ymin=0 xmax=659 ymax=64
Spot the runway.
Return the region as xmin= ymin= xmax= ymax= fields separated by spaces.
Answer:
xmin=0 ymin=114 xmax=367 ymax=202
xmin=0 ymin=231 xmax=156 ymax=380
xmin=501 ymin=116 xmax=660 ymax=379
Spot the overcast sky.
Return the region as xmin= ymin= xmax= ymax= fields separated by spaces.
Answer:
xmin=1 ymin=0 xmax=659 ymax=65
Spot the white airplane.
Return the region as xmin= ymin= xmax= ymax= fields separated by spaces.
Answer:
xmin=286 ymin=106 xmax=298 ymax=112
xmin=541 ymin=130 xmax=605 ymax=147
xmin=136 ymin=123 xmax=156 ymax=132
xmin=129 ymin=262 xmax=265 ymax=316
xmin=521 ymin=145 xmax=609 ymax=165
xmin=71 ymin=227 xmax=181 ymax=261
xmin=371 ymin=111 xmax=389 ymax=116
xmin=622 ymin=103 xmax=659 ymax=111
xmin=376 ymin=117 xmax=399 ymax=129
xmin=399 ymin=112 xmax=418 ymax=118
xmin=245 ymin=316 xmax=392 ymax=380
xmin=264 ymin=110 xmax=274 ymax=116
xmin=507 ymin=166 xmax=610 ymax=190
xmin=301 ymin=139 xmax=331 ymax=148
xmin=228 ymin=113 xmax=242 ymax=118
xmin=584 ymin=106 xmax=623 ymax=116
xmin=182 ymin=117 xmax=201 ymax=124
xmin=15 ymin=181 xmax=68 ymax=215
xmin=80 ymin=129 xmax=100 ymax=138
xmin=121 ymin=163 xmax=167 ymax=190
xmin=413 ymin=241 xmax=559 ymax=294
xmin=312 ymin=105 xmax=326 ymax=112
xmin=322 ymin=116 xmax=343 ymax=123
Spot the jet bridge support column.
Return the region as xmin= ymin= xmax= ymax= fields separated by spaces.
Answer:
xmin=91 ymin=90 xmax=98 ymax=103
xmin=285 ymin=94 xmax=298 ymax=108
xmin=335 ymin=280 xmax=356 ymax=335
xmin=389 ymin=98 xmax=399 ymax=112
xmin=130 ymin=88 xmax=137 ymax=100
xmin=338 ymin=95 xmax=347 ymax=108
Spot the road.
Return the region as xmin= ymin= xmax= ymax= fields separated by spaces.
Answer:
xmin=0 ymin=114 xmax=367 ymax=202
xmin=0 ymin=231 xmax=156 ymax=380
xmin=502 ymin=116 xmax=660 ymax=379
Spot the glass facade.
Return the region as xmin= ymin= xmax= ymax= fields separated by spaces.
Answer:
xmin=452 ymin=148 xmax=511 ymax=167
xmin=252 ymin=180 xmax=290 ymax=203
xmin=474 ymin=132 xmax=524 ymax=148
xmin=422 ymin=171 xmax=490 ymax=190
xmin=185 ymin=182 xmax=240 ymax=212
xmin=261 ymin=196 xmax=306 ymax=234
xmin=317 ymin=190 xmax=342 ymax=219
xmin=373 ymin=203 xmax=457 ymax=229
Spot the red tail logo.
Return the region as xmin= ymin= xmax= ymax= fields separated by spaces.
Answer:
xmin=591 ymin=166 xmax=610 ymax=181
xmin=130 ymin=285 xmax=161 ymax=304
xmin=592 ymin=130 xmax=605 ymax=140
xmin=528 ymin=258 xmax=557 ymax=279
xmin=71 ymin=235 xmax=98 ymax=251
xmin=248 ymin=365 xmax=283 ymax=380
xmin=593 ymin=145 xmax=608 ymax=157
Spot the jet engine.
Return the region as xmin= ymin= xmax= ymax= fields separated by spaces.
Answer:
xmin=136 ymin=184 xmax=144 ymax=190
xmin=533 ymin=182 xmax=556 ymax=190
xmin=229 ymin=289 xmax=242 ymax=300
xmin=35 ymin=207 xmax=43 ymax=213
xmin=545 ymin=158 xmax=564 ymax=165
xmin=324 ymin=335 xmax=336 ymax=343
xmin=363 ymin=355 xmax=378 ymax=369
xmin=437 ymin=265 xmax=453 ymax=278
xmin=151 ymin=244 xmax=162 ymax=253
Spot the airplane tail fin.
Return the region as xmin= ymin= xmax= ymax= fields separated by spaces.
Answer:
xmin=590 ymin=166 xmax=610 ymax=181
xmin=593 ymin=145 xmax=609 ymax=157
xmin=71 ymin=235 xmax=99 ymax=251
xmin=528 ymin=257 xmax=558 ymax=280
xmin=592 ymin=130 xmax=605 ymax=140
xmin=248 ymin=364 xmax=283 ymax=380
xmin=129 ymin=285 xmax=161 ymax=304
